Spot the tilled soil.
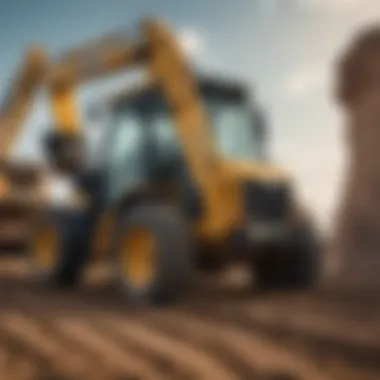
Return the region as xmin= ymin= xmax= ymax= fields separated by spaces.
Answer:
xmin=0 ymin=258 xmax=379 ymax=380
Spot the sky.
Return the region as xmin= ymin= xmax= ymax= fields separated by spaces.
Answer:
xmin=1 ymin=0 xmax=379 ymax=231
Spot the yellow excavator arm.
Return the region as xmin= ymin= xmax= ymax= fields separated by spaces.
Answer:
xmin=0 ymin=48 xmax=47 ymax=159
xmin=47 ymin=32 xmax=143 ymax=134
xmin=0 ymin=19 xmax=241 ymax=239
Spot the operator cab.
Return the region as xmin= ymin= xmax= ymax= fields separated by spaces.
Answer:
xmin=103 ymin=76 xmax=270 ymax=203
xmin=197 ymin=77 xmax=268 ymax=161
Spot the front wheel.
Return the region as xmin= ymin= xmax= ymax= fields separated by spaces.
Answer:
xmin=113 ymin=203 xmax=194 ymax=306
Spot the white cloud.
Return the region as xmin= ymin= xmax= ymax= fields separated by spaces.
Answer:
xmin=297 ymin=0 xmax=362 ymax=11
xmin=283 ymin=65 xmax=328 ymax=97
xmin=177 ymin=28 xmax=204 ymax=58
xmin=275 ymin=128 xmax=346 ymax=231
xmin=260 ymin=0 xmax=280 ymax=16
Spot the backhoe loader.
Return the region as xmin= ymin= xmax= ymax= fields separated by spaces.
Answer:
xmin=2 ymin=18 xmax=321 ymax=304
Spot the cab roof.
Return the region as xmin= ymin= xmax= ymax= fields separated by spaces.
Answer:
xmin=109 ymin=75 xmax=250 ymax=113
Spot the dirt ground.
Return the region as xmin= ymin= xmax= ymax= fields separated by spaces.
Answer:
xmin=0 ymin=258 xmax=379 ymax=380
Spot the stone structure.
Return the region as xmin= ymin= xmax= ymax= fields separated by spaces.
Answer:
xmin=333 ymin=26 xmax=380 ymax=286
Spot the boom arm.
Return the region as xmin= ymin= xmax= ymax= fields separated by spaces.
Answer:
xmin=0 ymin=48 xmax=47 ymax=159
xmin=47 ymin=38 xmax=143 ymax=134
xmin=142 ymin=22 xmax=242 ymax=237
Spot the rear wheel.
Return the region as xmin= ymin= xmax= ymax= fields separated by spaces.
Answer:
xmin=28 ymin=209 xmax=92 ymax=287
xmin=255 ymin=222 xmax=321 ymax=291
xmin=114 ymin=203 xmax=193 ymax=305
xmin=196 ymin=247 xmax=227 ymax=273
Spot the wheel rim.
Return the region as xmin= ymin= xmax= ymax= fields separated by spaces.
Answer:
xmin=32 ymin=226 xmax=58 ymax=271
xmin=122 ymin=227 xmax=155 ymax=289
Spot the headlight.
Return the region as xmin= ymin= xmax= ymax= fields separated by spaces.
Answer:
xmin=42 ymin=174 xmax=88 ymax=209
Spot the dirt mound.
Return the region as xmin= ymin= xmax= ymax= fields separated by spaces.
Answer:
xmin=0 ymin=258 xmax=379 ymax=380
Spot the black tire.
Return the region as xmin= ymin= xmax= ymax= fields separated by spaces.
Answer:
xmin=195 ymin=245 xmax=227 ymax=273
xmin=255 ymin=221 xmax=321 ymax=291
xmin=113 ymin=203 xmax=193 ymax=306
xmin=28 ymin=209 xmax=92 ymax=288
xmin=196 ymin=252 xmax=225 ymax=273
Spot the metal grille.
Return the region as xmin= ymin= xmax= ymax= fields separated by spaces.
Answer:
xmin=244 ymin=181 xmax=290 ymax=221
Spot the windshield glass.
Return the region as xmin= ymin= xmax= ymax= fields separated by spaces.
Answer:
xmin=204 ymin=98 xmax=266 ymax=160
xmin=104 ymin=103 xmax=181 ymax=202
xmin=105 ymin=109 xmax=147 ymax=201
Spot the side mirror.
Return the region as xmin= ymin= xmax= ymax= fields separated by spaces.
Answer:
xmin=252 ymin=108 xmax=269 ymax=160
xmin=252 ymin=110 xmax=267 ymax=142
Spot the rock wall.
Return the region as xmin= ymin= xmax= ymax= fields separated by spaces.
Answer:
xmin=333 ymin=26 xmax=380 ymax=286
